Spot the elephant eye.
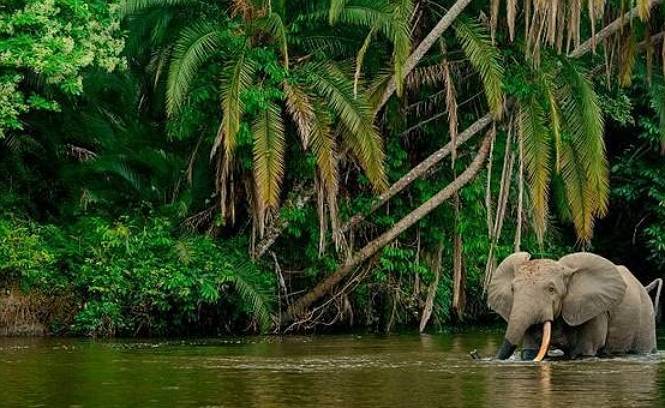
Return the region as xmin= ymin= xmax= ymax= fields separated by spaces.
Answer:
xmin=548 ymin=286 xmax=555 ymax=294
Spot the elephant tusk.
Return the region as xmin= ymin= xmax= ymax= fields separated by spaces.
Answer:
xmin=533 ymin=321 xmax=551 ymax=362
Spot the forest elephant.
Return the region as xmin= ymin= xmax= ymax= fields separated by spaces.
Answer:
xmin=488 ymin=252 xmax=661 ymax=360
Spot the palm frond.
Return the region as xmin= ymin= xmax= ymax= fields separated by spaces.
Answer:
xmin=316 ymin=0 xmax=411 ymax=95
xmin=120 ymin=0 xmax=194 ymax=15
xmin=556 ymin=60 xmax=608 ymax=219
xmin=304 ymin=62 xmax=387 ymax=190
xmin=560 ymin=138 xmax=595 ymax=241
xmin=212 ymin=49 xmax=257 ymax=159
xmin=322 ymin=0 xmax=393 ymax=28
xmin=283 ymin=81 xmax=315 ymax=148
xmin=309 ymin=101 xmax=338 ymax=199
xmin=537 ymin=63 xmax=562 ymax=171
xmin=619 ymin=31 xmax=637 ymax=87
xmin=454 ymin=18 xmax=504 ymax=119
xmin=292 ymin=34 xmax=360 ymax=58
xmin=261 ymin=12 xmax=289 ymax=70
xmin=390 ymin=0 xmax=413 ymax=96
xmin=91 ymin=157 xmax=146 ymax=193
xmin=329 ymin=0 xmax=349 ymax=24
xmin=638 ymin=0 xmax=652 ymax=20
xmin=166 ymin=23 xmax=224 ymax=116
xmin=518 ymin=93 xmax=551 ymax=240
xmin=220 ymin=261 xmax=272 ymax=332
xmin=354 ymin=25 xmax=377 ymax=96
xmin=253 ymin=101 xmax=286 ymax=209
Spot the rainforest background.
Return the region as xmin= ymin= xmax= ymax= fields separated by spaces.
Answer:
xmin=1 ymin=0 xmax=665 ymax=337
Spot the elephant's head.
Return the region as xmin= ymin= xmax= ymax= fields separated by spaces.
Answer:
xmin=488 ymin=252 xmax=627 ymax=360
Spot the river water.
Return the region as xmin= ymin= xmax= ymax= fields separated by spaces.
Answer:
xmin=0 ymin=331 xmax=664 ymax=407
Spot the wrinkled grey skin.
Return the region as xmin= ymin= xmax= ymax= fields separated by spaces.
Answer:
xmin=488 ymin=252 xmax=657 ymax=360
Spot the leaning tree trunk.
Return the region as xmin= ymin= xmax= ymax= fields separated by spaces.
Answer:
xmin=258 ymin=0 xmax=659 ymax=261
xmin=252 ymin=187 xmax=315 ymax=259
xmin=568 ymin=0 xmax=664 ymax=58
xmin=285 ymin=132 xmax=494 ymax=321
xmin=340 ymin=114 xmax=492 ymax=234
xmin=344 ymin=1 xmax=653 ymax=235
xmin=419 ymin=239 xmax=444 ymax=332
xmin=375 ymin=0 xmax=474 ymax=114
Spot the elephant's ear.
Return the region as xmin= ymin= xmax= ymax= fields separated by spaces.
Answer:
xmin=488 ymin=252 xmax=530 ymax=321
xmin=559 ymin=252 xmax=627 ymax=326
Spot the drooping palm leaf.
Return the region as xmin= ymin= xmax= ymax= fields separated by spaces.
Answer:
xmin=518 ymin=92 xmax=551 ymax=239
xmin=556 ymin=60 xmax=608 ymax=220
xmin=252 ymin=101 xmax=286 ymax=209
xmin=166 ymin=22 xmax=225 ymax=116
xmin=389 ymin=0 xmax=413 ymax=96
xmin=560 ymin=138 xmax=595 ymax=241
xmin=303 ymin=62 xmax=387 ymax=190
xmin=258 ymin=12 xmax=290 ymax=70
xmin=536 ymin=62 xmax=562 ymax=171
xmin=220 ymin=260 xmax=273 ymax=331
xmin=454 ymin=17 xmax=505 ymax=119
xmin=283 ymin=81 xmax=315 ymax=148
xmin=309 ymin=100 xmax=338 ymax=198
xmin=354 ymin=25 xmax=378 ymax=96
xmin=212 ymin=49 xmax=257 ymax=159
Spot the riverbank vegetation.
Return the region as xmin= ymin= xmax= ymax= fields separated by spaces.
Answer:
xmin=1 ymin=0 xmax=665 ymax=336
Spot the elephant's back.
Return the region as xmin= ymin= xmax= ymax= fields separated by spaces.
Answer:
xmin=606 ymin=266 xmax=656 ymax=353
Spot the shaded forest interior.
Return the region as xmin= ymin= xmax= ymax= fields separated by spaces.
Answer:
xmin=1 ymin=0 xmax=665 ymax=336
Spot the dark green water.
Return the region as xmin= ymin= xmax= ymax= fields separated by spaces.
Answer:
xmin=1 ymin=331 xmax=664 ymax=407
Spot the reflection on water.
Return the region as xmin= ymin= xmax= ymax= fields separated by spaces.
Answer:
xmin=0 ymin=331 xmax=663 ymax=407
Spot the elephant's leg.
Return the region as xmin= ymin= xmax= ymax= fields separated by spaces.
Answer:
xmin=569 ymin=313 xmax=608 ymax=358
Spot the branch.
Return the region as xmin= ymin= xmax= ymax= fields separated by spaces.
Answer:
xmin=286 ymin=131 xmax=494 ymax=321
xmin=568 ymin=0 xmax=664 ymax=58
xmin=340 ymin=112 xmax=492 ymax=234
xmin=252 ymin=187 xmax=315 ymax=259
xmin=375 ymin=0 xmax=473 ymax=114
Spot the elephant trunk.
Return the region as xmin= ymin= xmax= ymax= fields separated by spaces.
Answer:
xmin=495 ymin=338 xmax=517 ymax=360
xmin=496 ymin=308 xmax=552 ymax=361
xmin=495 ymin=305 xmax=536 ymax=360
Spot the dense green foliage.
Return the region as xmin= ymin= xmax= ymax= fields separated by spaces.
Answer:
xmin=1 ymin=196 xmax=273 ymax=335
xmin=0 ymin=0 xmax=124 ymax=137
xmin=1 ymin=0 xmax=665 ymax=336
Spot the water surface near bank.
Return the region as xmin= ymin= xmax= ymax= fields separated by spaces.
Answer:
xmin=1 ymin=330 xmax=664 ymax=407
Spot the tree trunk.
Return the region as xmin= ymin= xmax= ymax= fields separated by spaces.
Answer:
xmin=345 ymin=5 xmax=647 ymax=236
xmin=452 ymin=212 xmax=465 ymax=319
xmin=419 ymin=240 xmax=444 ymax=333
xmin=375 ymin=0 xmax=474 ymax=114
xmin=514 ymin=131 xmax=524 ymax=252
xmin=252 ymin=187 xmax=315 ymax=259
xmin=259 ymin=0 xmax=655 ymax=262
xmin=285 ymin=132 xmax=494 ymax=321
xmin=340 ymin=113 xmax=492 ymax=234
xmin=568 ymin=0 xmax=663 ymax=58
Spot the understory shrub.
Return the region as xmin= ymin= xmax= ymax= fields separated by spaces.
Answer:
xmin=0 ymin=205 xmax=274 ymax=336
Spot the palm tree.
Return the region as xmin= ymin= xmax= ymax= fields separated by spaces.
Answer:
xmin=512 ymin=54 xmax=607 ymax=241
xmin=122 ymin=0 xmax=414 ymax=239
xmin=284 ymin=0 xmax=665 ymax=322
